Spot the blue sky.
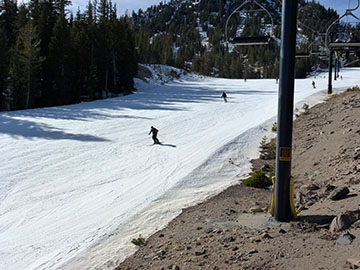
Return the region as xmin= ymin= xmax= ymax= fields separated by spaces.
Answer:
xmin=318 ymin=0 xmax=360 ymax=22
xmin=67 ymin=0 xmax=360 ymax=21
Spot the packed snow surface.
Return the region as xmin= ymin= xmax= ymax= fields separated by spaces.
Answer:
xmin=0 ymin=66 xmax=359 ymax=269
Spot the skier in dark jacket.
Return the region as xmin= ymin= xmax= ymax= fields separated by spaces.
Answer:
xmin=221 ymin=91 xmax=227 ymax=103
xmin=149 ymin=126 xmax=160 ymax=144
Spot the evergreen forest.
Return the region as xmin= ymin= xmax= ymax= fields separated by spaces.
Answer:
xmin=0 ymin=0 xmax=137 ymax=111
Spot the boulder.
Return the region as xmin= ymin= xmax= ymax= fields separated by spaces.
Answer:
xmin=353 ymin=147 xmax=360 ymax=160
xmin=336 ymin=231 xmax=355 ymax=245
xmin=346 ymin=258 xmax=360 ymax=268
xmin=328 ymin=186 xmax=350 ymax=200
xmin=329 ymin=213 xmax=352 ymax=233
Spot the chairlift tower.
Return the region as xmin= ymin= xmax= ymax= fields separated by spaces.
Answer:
xmin=325 ymin=0 xmax=360 ymax=94
xmin=274 ymin=0 xmax=298 ymax=222
xmin=226 ymin=0 xmax=298 ymax=222
xmin=225 ymin=0 xmax=275 ymax=46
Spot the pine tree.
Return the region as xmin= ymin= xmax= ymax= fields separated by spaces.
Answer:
xmin=47 ymin=0 xmax=72 ymax=105
xmin=0 ymin=0 xmax=18 ymax=46
xmin=0 ymin=24 xmax=10 ymax=110
xmin=12 ymin=21 xmax=44 ymax=109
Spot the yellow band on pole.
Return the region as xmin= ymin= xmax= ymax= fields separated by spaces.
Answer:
xmin=270 ymin=176 xmax=275 ymax=216
xmin=270 ymin=176 xmax=297 ymax=218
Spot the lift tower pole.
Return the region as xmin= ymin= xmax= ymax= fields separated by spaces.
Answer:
xmin=328 ymin=47 xmax=333 ymax=94
xmin=274 ymin=0 xmax=298 ymax=221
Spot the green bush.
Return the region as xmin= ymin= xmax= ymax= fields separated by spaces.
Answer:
xmin=302 ymin=103 xmax=310 ymax=115
xmin=346 ymin=85 xmax=360 ymax=92
xmin=243 ymin=170 xmax=272 ymax=189
xmin=259 ymin=137 xmax=276 ymax=160
xmin=271 ymin=122 xmax=277 ymax=132
xmin=131 ymin=235 xmax=145 ymax=246
xmin=295 ymin=103 xmax=310 ymax=117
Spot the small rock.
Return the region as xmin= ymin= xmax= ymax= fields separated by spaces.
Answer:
xmin=252 ymin=238 xmax=262 ymax=243
xmin=260 ymin=164 xmax=270 ymax=172
xmin=325 ymin=184 xmax=336 ymax=192
xmin=159 ymin=233 xmax=165 ymax=238
xmin=168 ymin=264 xmax=180 ymax=270
xmin=346 ymin=258 xmax=360 ymax=268
xmin=248 ymin=249 xmax=258 ymax=255
xmin=329 ymin=186 xmax=350 ymax=200
xmin=279 ymin=228 xmax=287 ymax=234
xmin=298 ymin=205 xmax=308 ymax=211
xmin=343 ymin=128 xmax=352 ymax=134
xmin=305 ymin=201 xmax=314 ymax=207
xmin=301 ymin=183 xmax=320 ymax=191
xmin=250 ymin=207 xmax=263 ymax=213
xmin=354 ymin=148 xmax=360 ymax=160
xmin=194 ymin=248 xmax=206 ymax=256
xmin=329 ymin=214 xmax=352 ymax=233
xmin=156 ymin=249 xmax=166 ymax=257
xmin=336 ymin=231 xmax=355 ymax=245
xmin=222 ymin=235 xmax=236 ymax=242
xmin=262 ymin=233 xmax=272 ymax=239
xmin=205 ymin=228 xmax=214 ymax=234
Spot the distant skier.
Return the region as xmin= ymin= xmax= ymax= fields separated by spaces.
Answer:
xmin=312 ymin=81 xmax=316 ymax=88
xmin=244 ymin=76 xmax=247 ymax=82
xmin=149 ymin=126 xmax=160 ymax=144
xmin=275 ymin=76 xmax=279 ymax=84
xmin=221 ymin=91 xmax=228 ymax=103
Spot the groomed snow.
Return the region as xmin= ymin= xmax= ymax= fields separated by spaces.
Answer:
xmin=0 ymin=66 xmax=359 ymax=270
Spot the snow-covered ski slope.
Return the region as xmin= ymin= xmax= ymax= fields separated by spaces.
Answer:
xmin=0 ymin=66 xmax=359 ymax=270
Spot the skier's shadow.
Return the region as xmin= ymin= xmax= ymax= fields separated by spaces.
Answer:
xmin=159 ymin=143 xmax=176 ymax=148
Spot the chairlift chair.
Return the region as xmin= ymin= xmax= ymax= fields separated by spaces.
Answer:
xmin=225 ymin=0 xmax=275 ymax=46
xmin=325 ymin=0 xmax=360 ymax=49
xmin=329 ymin=42 xmax=360 ymax=50
xmin=230 ymin=36 xmax=271 ymax=46
xmin=295 ymin=52 xmax=311 ymax=58
xmin=311 ymin=50 xmax=322 ymax=55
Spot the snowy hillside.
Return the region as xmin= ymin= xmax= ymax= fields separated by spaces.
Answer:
xmin=0 ymin=66 xmax=359 ymax=270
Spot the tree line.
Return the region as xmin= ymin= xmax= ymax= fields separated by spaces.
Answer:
xmin=0 ymin=0 xmax=137 ymax=111
xmin=131 ymin=0 xmax=340 ymax=79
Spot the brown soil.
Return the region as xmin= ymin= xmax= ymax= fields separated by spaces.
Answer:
xmin=115 ymin=89 xmax=360 ymax=270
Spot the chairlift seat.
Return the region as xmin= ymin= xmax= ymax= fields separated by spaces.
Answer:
xmin=311 ymin=50 xmax=322 ymax=55
xmin=329 ymin=42 xmax=360 ymax=51
xmin=230 ymin=36 xmax=271 ymax=46
xmin=295 ymin=52 xmax=310 ymax=58
xmin=329 ymin=42 xmax=360 ymax=47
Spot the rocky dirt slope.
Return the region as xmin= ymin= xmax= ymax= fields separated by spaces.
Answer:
xmin=115 ymin=89 xmax=360 ymax=270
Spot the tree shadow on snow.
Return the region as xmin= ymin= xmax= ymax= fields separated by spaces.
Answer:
xmin=0 ymin=80 xmax=278 ymax=123
xmin=0 ymin=116 xmax=110 ymax=142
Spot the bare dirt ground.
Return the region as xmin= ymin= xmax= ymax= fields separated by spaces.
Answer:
xmin=115 ymin=89 xmax=360 ymax=270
